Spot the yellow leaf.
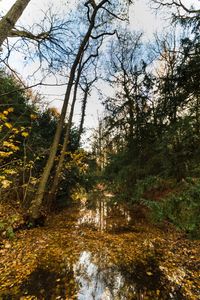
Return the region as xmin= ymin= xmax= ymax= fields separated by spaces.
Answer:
xmin=12 ymin=128 xmax=19 ymax=134
xmin=5 ymin=122 xmax=12 ymax=129
xmin=0 ymin=112 xmax=7 ymax=120
xmin=0 ymin=151 xmax=13 ymax=157
xmin=1 ymin=179 xmax=12 ymax=188
xmin=21 ymin=132 xmax=29 ymax=137
xmin=4 ymin=169 xmax=17 ymax=175
xmin=156 ymin=290 xmax=160 ymax=295
xmin=146 ymin=271 xmax=153 ymax=276
xmin=3 ymin=141 xmax=19 ymax=151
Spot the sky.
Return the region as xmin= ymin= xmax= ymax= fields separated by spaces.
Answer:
xmin=0 ymin=0 xmax=198 ymax=146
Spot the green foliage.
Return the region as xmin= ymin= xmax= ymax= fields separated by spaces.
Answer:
xmin=6 ymin=226 xmax=15 ymax=239
xmin=104 ymin=146 xmax=165 ymax=204
xmin=131 ymin=176 xmax=163 ymax=203
xmin=94 ymin=18 xmax=200 ymax=238
xmin=145 ymin=180 xmax=200 ymax=238
xmin=0 ymin=222 xmax=5 ymax=230
xmin=0 ymin=220 xmax=16 ymax=240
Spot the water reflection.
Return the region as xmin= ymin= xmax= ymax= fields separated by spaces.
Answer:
xmin=78 ymin=198 xmax=107 ymax=231
xmin=0 ymin=191 xmax=187 ymax=300
xmin=73 ymin=251 xmax=184 ymax=300
xmin=74 ymin=250 xmax=136 ymax=300
xmin=0 ymin=247 xmax=185 ymax=300
xmin=78 ymin=194 xmax=133 ymax=233
xmin=75 ymin=251 xmax=110 ymax=299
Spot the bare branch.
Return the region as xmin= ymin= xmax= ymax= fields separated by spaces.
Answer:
xmin=91 ymin=29 xmax=116 ymax=39
xmin=0 ymin=81 xmax=68 ymax=97
xmin=151 ymin=0 xmax=200 ymax=15
xmin=8 ymin=29 xmax=52 ymax=42
xmin=102 ymin=6 xmax=128 ymax=21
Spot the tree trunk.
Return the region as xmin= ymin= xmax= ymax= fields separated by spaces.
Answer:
xmin=49 ymin=58 xmax=83 ymax=203
xmin=123 ymin=75 xmax=135 ymax=149
xmin=0 ymin=0 xmax=31 ymax=48
xmin=77 ymin=86 xmax=89 ymax=145
xmin=28 ymin=2 xmax=103 ymax=220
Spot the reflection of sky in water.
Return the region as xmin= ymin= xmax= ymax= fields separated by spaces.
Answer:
xmin=73 ymin=250 xmax=181 ymax=300
xmin=74 ymin=251 xmax=127 ymax=300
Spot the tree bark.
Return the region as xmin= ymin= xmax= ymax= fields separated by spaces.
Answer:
xmin=0 ymin=0 xmax=31 ymax=48
xmin=77 ymin=86 xmax=89 ymax=145
xmin=28 ymin=1 xmax=107 ymax=220
xmin=49 ymin=58 xmax=83 ymax=202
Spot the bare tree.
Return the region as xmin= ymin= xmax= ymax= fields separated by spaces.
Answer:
xmin=105 ymin=30 xmax=145 ymax=148
xmin=28 ymin=0 xmax=124 ymax=221
xmin=49 ymin=34 xmax=105 ymax=202
xmin=1 ymin=9 xmax=73 ymax=77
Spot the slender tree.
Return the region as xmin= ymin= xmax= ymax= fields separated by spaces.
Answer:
xmin=50 ymin=35 xmax=103 ymax=201
xmin=28 ymin=0 xmax=120 ymax=220
xmin=48 ymin=56 xmax=84 ymax=202
xmin=77 ymin=75 xmax=97 ymax=145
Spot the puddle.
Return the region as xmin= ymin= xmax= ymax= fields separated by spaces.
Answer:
xmin=77 ymin=193 xmax=134 ymax=233
xmin=74 ymin=251 xmax=185 ymax=300
xmin=0 ymin=250 xmax=185 ymax=300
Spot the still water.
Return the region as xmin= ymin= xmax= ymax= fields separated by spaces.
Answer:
xmin=0 ymin=190 xmax=188 ymax=299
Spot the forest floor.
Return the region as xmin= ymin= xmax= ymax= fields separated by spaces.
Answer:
xmin=0 ymin=187 xmax=200 ymax=300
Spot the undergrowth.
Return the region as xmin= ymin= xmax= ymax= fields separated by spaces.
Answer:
xmin=142 ymin=178 xmax=200 ymax=238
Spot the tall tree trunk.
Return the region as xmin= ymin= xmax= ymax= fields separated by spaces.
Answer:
xmin=49 ymin=58 xmax=83 ymax=203
xmin=0 ymin=0 xmax=31 ymax=48
xmin=77 ymin=86 xmax=89 ymax=146
xmin=123 ymin=77 xmax=134 ymax=149
xmin=28 ymin=2 xmax=105 ymax=220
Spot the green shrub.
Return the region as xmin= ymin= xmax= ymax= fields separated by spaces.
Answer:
xmin=144 ymin=181 xmax=200 ymax=238
xmin=6 ymin=226 xmax=15 ymax=239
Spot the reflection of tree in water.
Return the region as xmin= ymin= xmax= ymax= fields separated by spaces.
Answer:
xmin=82 ymin=191 xmax=134 ymax=233
xmin=117 ymin=255 xmax=186 ymax=300
xmin=74 ymin=251 xmax=186 ymax=300
xmin=0 ymin=250 xmax=186 ymax=300
xmin=0 ymin=198 xmax=187 ymax=300
xmin=74 ymin=250 xmax=139 ymax=299
xmin=74 ymin=251 xmax=107 ymax=300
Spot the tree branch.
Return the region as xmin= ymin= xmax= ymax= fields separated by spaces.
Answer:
xmin=0 ymin=81 xmax=68 ymax=97
xmin=8 ymin=29 xmax=52 ymax=41
xmin=90 ymin=29 xmax=116 ymax=39
xmin=152 ymin=0 xmax=200 ymax=14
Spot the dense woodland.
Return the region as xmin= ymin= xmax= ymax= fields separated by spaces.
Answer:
xmin=0 ymin=0 xmax=200 ymax=299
